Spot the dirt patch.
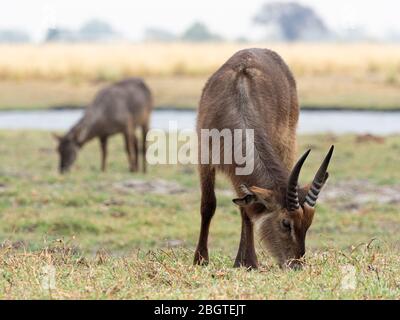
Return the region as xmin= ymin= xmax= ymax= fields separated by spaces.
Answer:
xmin=355 ymin=134 xmax=385 ymax=144
xmin=0 ymin=183 xmax=7 ymax=193
xmin=217 ymin=180 xmax=400 ymax=211
xmin=113 ymin=179 xmax=186 ymax=195
xmin=0 ymin=240 xmax=27 ymax=250
xmin=164 ymin=239 xmax=184 ymax=247
xmin=320 ymin=180 xmax=400 ymax=211
xmin=103 ymin=198 xmax=125 ymax=206
xmin=112 ymin=178 xmax=399 ymax=210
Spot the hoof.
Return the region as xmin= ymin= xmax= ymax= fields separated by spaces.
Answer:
xmin=233 ymin=260 xmax=258 ymax=270
xmin=193 ymin=251 xmax=209 ymax=266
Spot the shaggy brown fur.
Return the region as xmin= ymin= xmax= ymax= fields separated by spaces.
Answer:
xmin=54 ymin=78 xmax=152 ymax=174
xmin=194 ymin=48 xmax=331 ymax=269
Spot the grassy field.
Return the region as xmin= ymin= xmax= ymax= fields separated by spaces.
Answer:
xmin=0 ymin=43 xmax=400 ymax=110
xmin=0 ymin=77 xmax=205 ymax=110
xmin=0 ymin=130 xmax=399 ymax=299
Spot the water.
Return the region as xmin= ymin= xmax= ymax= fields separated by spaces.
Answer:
xmin=0 ymin=109 xmax=399 ymax=135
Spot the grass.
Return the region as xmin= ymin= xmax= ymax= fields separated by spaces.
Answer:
xmin=0 ymin=42 xmax=400 ymax=110
xmin=0 ymin=77 xmax=205 ymax=110
xmin=0 ymin=130 xmax=399 ymax=299
xmin=2 ymin=43 xmax=400 ymax=80
xmin=1 ymin=245 xmax=399 ymax=299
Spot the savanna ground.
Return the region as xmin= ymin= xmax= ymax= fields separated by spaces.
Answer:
xmin=1 ymin=43 xmax=400 ymax=110
xmin=0 ymin=131 xmax=399 ymax=299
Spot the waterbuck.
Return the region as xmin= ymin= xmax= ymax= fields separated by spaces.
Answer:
xmin=54 ymin=78 xmax=152 ymax=174
xmin=194 ymin=48 xmax=333 ymax=269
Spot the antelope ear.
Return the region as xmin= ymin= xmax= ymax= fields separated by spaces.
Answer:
xmin=233 ymin=194 xmax=257 ymax=206
xmin=52 ymin=133 xmax=62 ymax=141
xmin=74 ymin=127 xmax=88 ymax=145
xmin=248 ymin=186 xmax=275 ymax=201
xmin=232 ymin=185 xmax=274 ymax=207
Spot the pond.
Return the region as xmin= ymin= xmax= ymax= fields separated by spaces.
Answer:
xmin=0 ymin=109 xmax=399 ymax=135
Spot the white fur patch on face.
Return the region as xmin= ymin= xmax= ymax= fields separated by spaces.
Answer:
xmin=253 ymin=213 xmax=286 ymax=265
xmin=253 ymin=211 xmax=273 ymax=235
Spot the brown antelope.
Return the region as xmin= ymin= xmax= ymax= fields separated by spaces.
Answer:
xmin=54 ymin=78 xmax=152 ymax=174
xmin=194 ymin=48 xmax=333 ymax=269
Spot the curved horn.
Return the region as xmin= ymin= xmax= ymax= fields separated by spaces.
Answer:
xmin=287 ymin=149 xmax=311 ymax=211
xmin=305 ymin=145 xmax=334 ymax=207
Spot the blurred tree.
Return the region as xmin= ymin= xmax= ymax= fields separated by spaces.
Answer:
xmin=46 ymin=19 xmax=120 ymax=42
xmin=79 ymin=19 xmax=119 ymax=41
xmin=144 ymin=28 xmax=177 ymax=42
xmin=253 ymin=2 xmax=330 ymax=41
xmin=45 ymin=28 xmax=77 ymax=42
xmin=0 ymin=30 xmax=30 ymax=43
xmin=235 ymin=36 xmax=249 ymax=43
xmin=181 ymin=22 xmax=222 ymax=42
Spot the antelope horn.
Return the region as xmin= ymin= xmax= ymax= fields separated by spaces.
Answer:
xmin=287 ymin=149 xmax=311 ymax=211
xmin=305 ymin=145 xmax=334 ymax=207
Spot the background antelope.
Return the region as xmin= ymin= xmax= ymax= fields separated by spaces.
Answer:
xmin=54 ymin=77 xmax=152 ymax=174
xmin=194 ymin=48 xmax=334 ymax=269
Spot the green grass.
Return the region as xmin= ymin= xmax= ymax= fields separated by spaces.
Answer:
xmin=0 ymin=131 xmax=399 ymax=299
xmin=1 ymin=76 xmax=400 ymax=111
xmin=0 ymin=78 xmax=205 ymax=110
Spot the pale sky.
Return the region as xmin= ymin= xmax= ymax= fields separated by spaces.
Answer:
xmin=1 ymin=0 xmax=399 ymax=41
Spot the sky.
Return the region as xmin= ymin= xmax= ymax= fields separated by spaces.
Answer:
xmin=1 ymin=0 xmax=399 ymax=41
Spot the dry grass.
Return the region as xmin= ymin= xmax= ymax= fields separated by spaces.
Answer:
xmin=0 ymin=77 xmax=205 ymax=110
xmin=0 ymin=43 xmax=400 ymax=81
xmin=0 ymin=42 xmax=400 ymax=110
xmin=0 ymin=131 xmax=400 ymax=298
xmin=1 ymin=242 xmax=399 ymax=299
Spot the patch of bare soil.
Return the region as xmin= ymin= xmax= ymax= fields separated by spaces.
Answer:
xmin=216 ymin=180 xmax=400 ymax=212
xmin=113 ymin=179 xmax=186 ymax=195
xmin=355 ymin=134 xmax=385 ymax=144
xmin=320 ymin=180 xmax=400 ymax=211
xmin=0 ymin=240 xmax=27 ymax=250
xmin=164 ymin=239 xmax=184 ymax=247
xmin=112 ymin=178 xmax=399 ymax=211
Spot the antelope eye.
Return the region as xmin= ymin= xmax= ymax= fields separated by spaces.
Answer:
xmin=282 ymin=219 xmax=291 ymax=230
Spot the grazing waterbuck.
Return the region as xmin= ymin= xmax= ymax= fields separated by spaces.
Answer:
xmin=54 ymin=78 xmax=152 ymax=174
xmin=194 ymin=48 xmax=334 ymax=269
